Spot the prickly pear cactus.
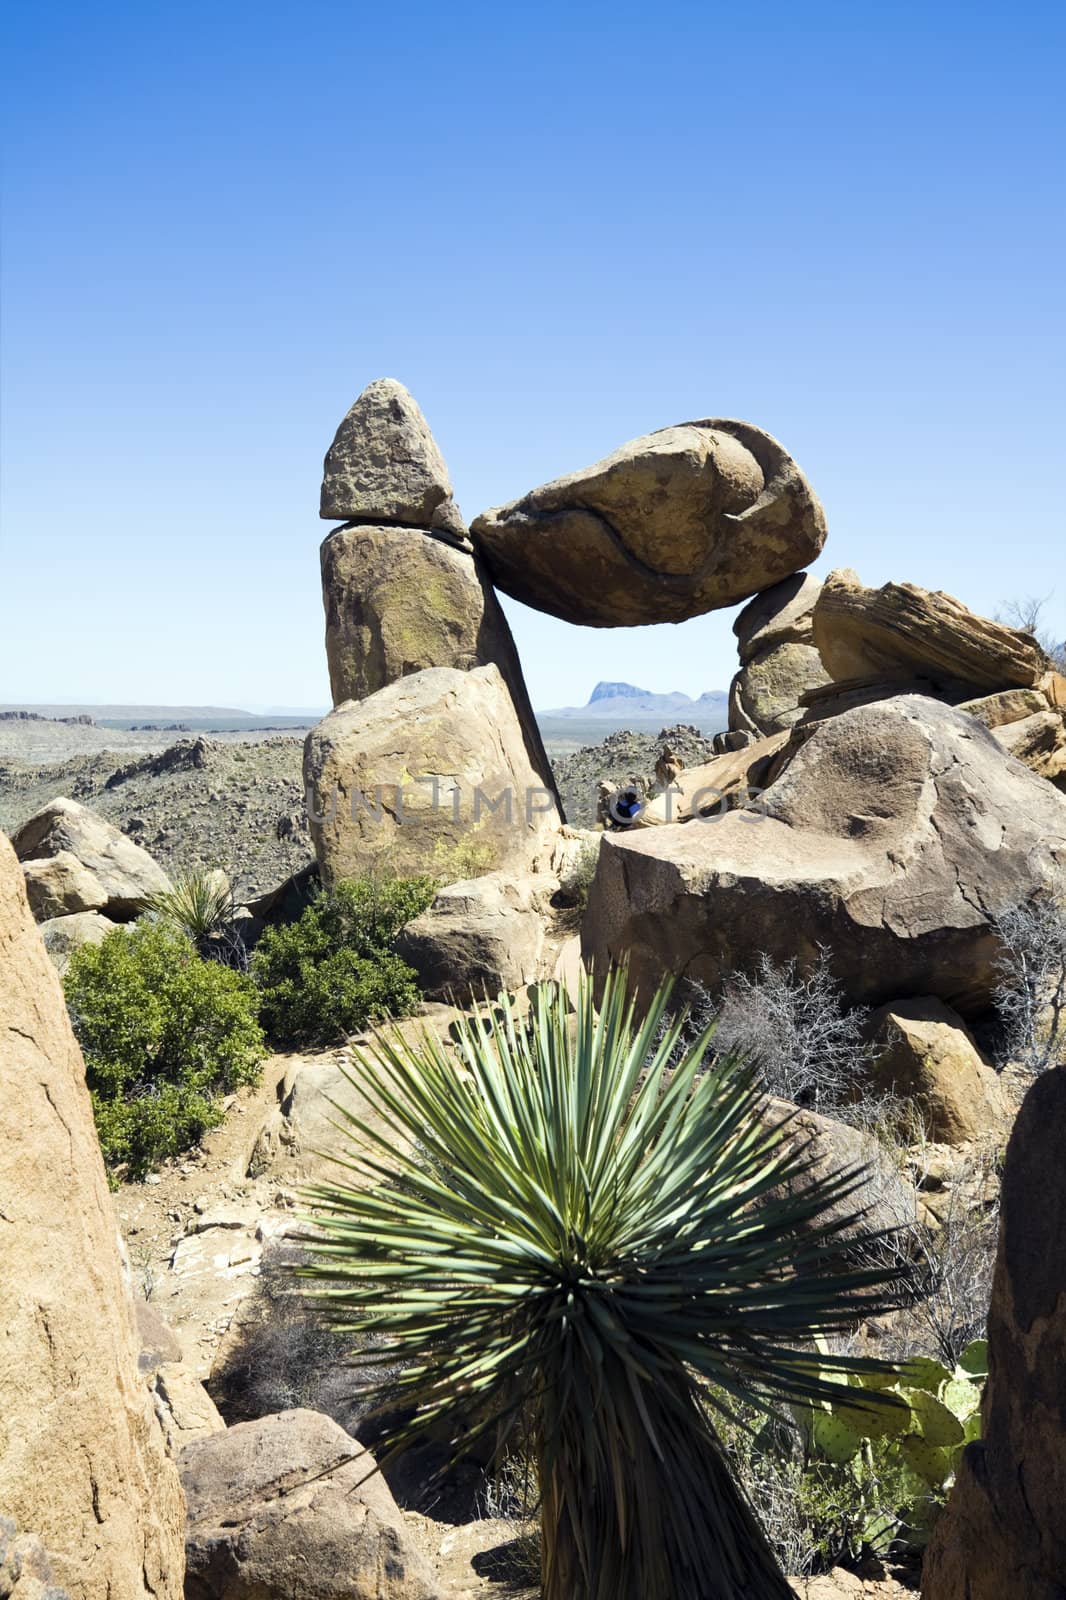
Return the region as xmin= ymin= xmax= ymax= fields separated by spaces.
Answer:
xmin=790 ymin=1337 xmax=987 ymax=1553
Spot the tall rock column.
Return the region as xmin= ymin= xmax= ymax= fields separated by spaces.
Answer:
xmin=0 ymin=833 xmax=186 ymax=1600
xmin=317 ymin=377 xmax=557 ymax=805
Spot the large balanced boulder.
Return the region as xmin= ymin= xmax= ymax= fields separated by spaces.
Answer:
xmin=0 ymin=834 xmax=185 ymax=1599
xmin=11 ymin=797 xmax=171 ymax=921
xmin=181 ymin=1409 xmax=440 ymax=1600
xmin=812 ymin=570 xmax=1048 ymax=691
xmin=582 ymin=695 xmax=1066 ymax=1017
xmin=865 ymin=997 xmax=1008 ymax=1145
xmin=305 ymin=664 xmax=562 ymax=886
xmin=471 ymin=418 xmax=826 ymax=626
xmin=922 ymin=1066 xmax=1066 ymax=1600
xmin=320 ymin=377 xmax=465 ymax=539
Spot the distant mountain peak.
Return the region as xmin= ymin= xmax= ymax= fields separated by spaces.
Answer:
xmin=588 ymin=681 xmax=650 ymax=704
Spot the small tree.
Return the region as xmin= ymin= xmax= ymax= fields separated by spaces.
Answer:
xmin=297 ymin=969 xmax=908 ymax=1600
xmin=995 ymin=594 xmax=1066 ymax=672
xmin=992 ymin=895 xmax=1066 ymax=1074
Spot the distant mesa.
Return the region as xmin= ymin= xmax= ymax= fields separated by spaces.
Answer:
xmin=540 ymin=683 xmax=729 ymax=723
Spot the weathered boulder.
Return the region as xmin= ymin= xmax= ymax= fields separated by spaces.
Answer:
xmin=0 ymin=834 xmax=185 ymax=1600
xmin=865 ymin=997 xmax=1008 ymax=1145
xmin=11 ymin=798 xmax=171 ymax=920
xmin=397 ymin=869 xmax=548 ymax=1001
xmin=922 ymin=1067 xmax=1066 ymax=1600
xmin=39 ymin=907 xmax=119 ymax=972
xmin=734 ymin=571 xmax=823 ymax=664
xmin=958 ymin=686 xmax=1051 ymax=729
xmin=991 ymin=708 xmax=1066 ymax=784
xmin=760 ymin=1099 xmax=917 ymax=1245
xmin=319 ymin=377 xmax=465 ymax=539
xmin=319 ymin=522 xmax=548 ymax=778
xmin=582 ymin=696 xmax=1066 ymax=1017
xmin=812 ymin=570 xmax=1047 ymax=691
xmin=729 ymin=640 xmax=831 ymax=736
xmin=0 ymin=1519 xmax=71 ymax=1600
xmin=305 ymin=665 xmax=562 ymax=886
xmin=247 ymin=1053 xmax=378 ymax=1183
xmin=20 ymin=850 xmax=107 ymax=919
xmin=181 ymin=1409 xmax=440 ymax=1600
xmin=151 ymin=1367 xmax=226 ymax=1454
xmin=471 ymin=418 xmax=826 ymax=626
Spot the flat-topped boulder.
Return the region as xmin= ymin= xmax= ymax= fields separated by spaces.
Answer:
xmin=319 ymin=377 xmax=466 ymax=538
xmin=471 ymin=418 xmax=826 ymax=626
xmin=582 ymin=695 xmax=1066 ymax=1017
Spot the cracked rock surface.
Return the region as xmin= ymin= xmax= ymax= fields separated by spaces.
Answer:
xmin=582 ymin=694 xmax=1066 ymax=1016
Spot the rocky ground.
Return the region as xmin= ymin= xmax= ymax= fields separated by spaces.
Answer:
xmin=0 ymin=719 xmax=712 ymax=883
xmin=0 ymin=731 xmax=312 ymax=899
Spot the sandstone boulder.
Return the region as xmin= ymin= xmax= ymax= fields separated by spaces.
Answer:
xmin=734 ymin=571 xmax=823 ymax=663
xmin=991 ymin=708 xmax=1066 ymax=784
xmin=761 ymin=1099 xmax=917 ymax=1245
xmin=729 ymin=640 xmax=831 ymax=736
xmin=181 ymin=1409 xmax=440 ymax=1600
xmin=812 ymin=570 xmax=1047 ymax=691
xmin=20 ymin=850 xmax=108 ymax=919
xmin=0 ymin=1519 xmax=70 ymax=1600
xmin=319 ymin=377 xmax=465 ymax=538
xmin=0 ymin=834 xmax=184 ymax=1599
xmin=471 ymin=418 xmax=826 ymax=626
xmin=397 ymin=869 xmax=549 ymax=1001
xmin=305 ymin=664 xmax=562 ymax=886
xmin=11 ymin=798 xmax=172 ymax=920
xmin=958 ymin=686 xmax=1051 ymax=729
xmin=582 ymin=696 xmax=1066 ymax=1017
xmin=922 ymin=1066 xmax=1066 ymax=1600
xmin=38 ymin=910 xmax=119 ymax=971
xmin=318 ymin=524 xmax=551 ymax=794
xmin=865 ymin=997 xmax=1008 ymax=1145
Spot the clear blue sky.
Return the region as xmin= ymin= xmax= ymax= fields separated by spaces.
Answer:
xmin=2 ymin=0 xmax=1064 ymax=712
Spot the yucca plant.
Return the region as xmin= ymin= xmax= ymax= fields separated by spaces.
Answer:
xmin=298 ymin=969 xmax=909 ymax=1600
xmin=146 ymin=868 xmax=236 ymax=950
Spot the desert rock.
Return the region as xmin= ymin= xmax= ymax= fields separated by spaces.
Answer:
xmin=471 ymin=418 xmax=826 ymax=626
xmin=813 ymin=570 xmax=1048 ymax=691
xmin=0 ymin=834 xmax=185 ymax=1599
xmin=729 ymin=640 xmax=831 ymax=736
xmin=181 ymin=1408 xmax=441 ymax=1600
xmin=922 ymin=1066 xmax=1066 ymax=1599
xmin=866 ymin=997 xmax=1008 ymax=1144
xmin=319 ymin=377 xmax=465 ymax=538
xmin=11 ymin=797 xmax=172 ymax=920
xmin=305 ymin=664 xmax=562 ymax=887
xmin=582 ymin=696 xmax=1066 ymax=1017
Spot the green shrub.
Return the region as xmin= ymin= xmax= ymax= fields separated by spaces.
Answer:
xmin=65 ymin=921 xmax=264 ymax=1177
xmin=252 ymin=874 xmax=436 ymax=1045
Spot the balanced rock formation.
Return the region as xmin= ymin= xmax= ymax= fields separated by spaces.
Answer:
xmin=0 ymin=833 xmax=185 ymax=1599
xmin=471 ymin=419 xmax=826 ymax=626
xmin=582 ymin=695 xmax=1066 ymax=1017
xmin=865 ymin=997 xmax=1007 ymax=1145
xmin=181 ymin=1409 xmax=440 ymax=1600
xmin=305 ymin=664 xmax=562 ymax=887
xmin=812 ymin=570 xmax=1048 ymax=692
xmin=12 ymin=797 xmax=172 ymax=921
xmin=922 ymin=1066 xmax=1066 ymax=1600
xmin=320 ymin=376 xmax=465 ymax=539
xmin=729 ymin=572 xmax=831 ymax=735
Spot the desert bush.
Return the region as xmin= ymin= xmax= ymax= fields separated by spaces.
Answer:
xmin=252 ymin=874 xmax=435 ymax=1045
xmin=64 ymin=921 xmax=263 ymax=1176
xmin=991 ymin=894 xmax=1066 ymax=1074
xmin=696 ymin=949 xmax=875 ymax=1115
xmin=296 ymin=968 xmax=909 ymax=1600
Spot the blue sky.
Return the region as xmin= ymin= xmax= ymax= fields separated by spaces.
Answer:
xmin=2 ymin=0 xmax=1064 ymax=712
